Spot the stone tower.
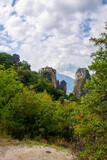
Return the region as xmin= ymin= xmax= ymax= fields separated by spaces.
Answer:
xmin=73 ymin=68 xmax=91 ymax=98
xmin=42 ymin=67 xmax=57 ymax=88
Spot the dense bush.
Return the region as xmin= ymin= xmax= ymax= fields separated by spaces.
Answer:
xmin=1 ymin=89 xmax=56 ymax=139
xmin=0 ymin=84 xmax=77 ymax=141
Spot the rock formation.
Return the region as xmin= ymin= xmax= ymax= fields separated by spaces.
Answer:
xmin=42 ymin=66 xmax=67 ymax=93
xmin=73 ymin=68 xmax=91 ymax=98
xmin=59 ymin=80 xmax=67 ymax=94
xmin=56 ymin=80 xmax=60 ymax=89
xmin=42 ymin=67 xmax=57 ymax=88
xmin=57 ymin=80 xmax=67 ymax=94
xmin=13 ymin=54 xmax=20 ymax=65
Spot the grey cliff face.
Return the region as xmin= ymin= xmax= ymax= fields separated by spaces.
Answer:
xmin=73 ymin=68 xmax=91 ymax=98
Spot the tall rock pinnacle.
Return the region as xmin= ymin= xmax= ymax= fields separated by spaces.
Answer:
xmin=73 ymin=68 xmax=91 ymax=98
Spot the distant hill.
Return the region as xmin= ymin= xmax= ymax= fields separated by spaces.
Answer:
xmin=56 ymin=73 xmax=74 ymax=94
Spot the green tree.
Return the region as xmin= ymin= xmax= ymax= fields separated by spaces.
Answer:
xmin=0 ymin=65 xmax=24 ymax=134
xmin=20 ymin=60 xmax=31 ymax=70
xmin=0 ymin=52 xmax=14 ymax=69
xmin=17 ymin=67 xmax=39 ymax=86
xmin=75 ymin=24 xmax=107 ymax=159
xmin=0 ymin=65 xmax=23 ymax=109
xmin=67 ymin=93 xmax=78 ymax=102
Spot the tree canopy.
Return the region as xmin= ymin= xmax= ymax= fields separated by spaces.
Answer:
xmin=0 ymin=52 xmax=14 ymax=69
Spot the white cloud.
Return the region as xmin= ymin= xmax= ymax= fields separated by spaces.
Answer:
xmin=55 ymin=0 xmax=102 ymax=13
xmin=89 ymin=5 xmax=107 ymax=37
xmin=0 ymin=45 xmax=11 ymax=53
xmin=4 ymin=15 xmax=29 ymax=41
xmin=0 ymin=0 xmax=107 ymax=78
xmin=0 ymin=0 xmax=14 ymax=24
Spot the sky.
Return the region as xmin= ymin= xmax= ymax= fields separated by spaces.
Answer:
xmin=0 ymin=0 xmax=107 ymax=78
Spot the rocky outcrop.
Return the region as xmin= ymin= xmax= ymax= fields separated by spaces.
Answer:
xmin=13 ymin=54 xmax=20 ymax=65
xmin=59 ymin=80 xmax=67 ymax=94
xmin=73 ymin=68 xmax=91 ymax=98
xmin=42 ymin=67 xmax=67 ymax=93
xmin=56 ymin=80 xmax=60 ymax=89
xmin=42 ymin=67 xmax=57 ymax=88
xmin=57 ymin=80 xmax=67 ymax=94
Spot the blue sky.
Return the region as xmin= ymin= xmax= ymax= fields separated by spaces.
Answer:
xmin=0 ymin=0 xmax=107 ymax=78
xmin=103 ymin=0 xmax=107 ymax=4
xmin=12 ymin=0 xmax=17 ymax=7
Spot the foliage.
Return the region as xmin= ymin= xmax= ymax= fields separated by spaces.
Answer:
xmin=0 ymin=64 xmax=78 ymax=141
xmin=17 ymin=67 xmax=38 ymax=86
xmin=0 ymin=52 xmax=65 ymax=101
xmin=0 ymin=65 xmax=75 ymax=140
xmin=67 ymin=93 xmax=79 ymax=102
xmin=74 ymin=24 xmax=107 ymax=159
xmin=0 ymin=85 xmax=77 ymax=140
xmin=20 ymin=60 xmax=31 ymax=70
xmin=17 ymin=66 xmax=64 ymax=100
xmin=0 ymin=52 xmax=14 ymax=69
xmin=0 ymin=65 xmax=23 ymax=109
xmin=0 ymin=65 xmax=23 ymax=134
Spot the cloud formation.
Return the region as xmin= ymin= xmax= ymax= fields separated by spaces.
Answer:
xmin=0 ymin=0 xmax=107 ymax=78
